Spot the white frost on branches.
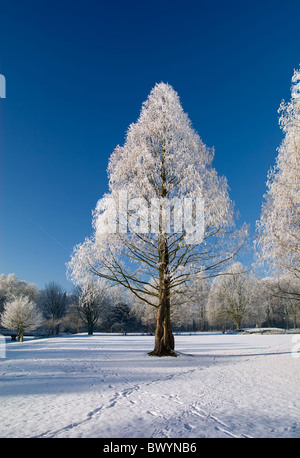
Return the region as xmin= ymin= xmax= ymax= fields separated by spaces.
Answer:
xmin=255 ymin=66 xmax=300 ymax=278
xmin=68 ymin=82 xmax=247 ymax=308
xmin=1 ymin=295 xmax=43 ymax=341
xmin=207 ymin=262 xmax=257 ymax=330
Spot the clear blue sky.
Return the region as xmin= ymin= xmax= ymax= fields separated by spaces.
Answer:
xmin=0 ymin=0 xmax=299 ymax=290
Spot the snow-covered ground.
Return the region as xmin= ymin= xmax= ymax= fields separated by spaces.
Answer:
xmin=0 ymin=332 xmax=299 ymax=438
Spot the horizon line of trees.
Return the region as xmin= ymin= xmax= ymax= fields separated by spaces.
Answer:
xmin=0 ymin=268 xmax=299 ymax=342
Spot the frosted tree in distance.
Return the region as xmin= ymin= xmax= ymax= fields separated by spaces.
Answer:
xmin=207 ymin=262 xmax=256 ymax=330
xmin=68 ymin=83 xmax=247 ymax=356
xmin=256 ymin=66 xmax=300 ymax=282
xmin=1 ymin=295 xmax=43 ymax=342
xmin=76 ymin=280 xmax=112 ymax=335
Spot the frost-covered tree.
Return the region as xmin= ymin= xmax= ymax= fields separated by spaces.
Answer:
xmin=39 ymin=282 xmax=67 ymax=335
xmin=131 ymin=298 xmax=157 ymax=333
xmin=76 ymin=283 xmax=102 ymax=335
xmin=0 ymin=273 xmax=38 ymax=314
xmin=248 ymin=276 xmax=286 ymax=328
xmin=256 ymin=66 xmax=300 ymax=280
xmin=75 ymin=280 xmax=113 ymax=335
xmin=1 ymin=295 xmax=43 ymax=342
xmin=252 ymin=277 xmax=278 ymax=327
xmin=170 ymin=272 xmax=210 ymax=331
xmin=207 ymin=263 xmax=255 ymax=330
xmin=68 ymin=83 xmax=247 ymax=356
xmin=273 ymin=274 xmax=300 ymax=329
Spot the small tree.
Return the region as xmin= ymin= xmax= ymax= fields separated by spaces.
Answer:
xmin=1 ymin=295 xmax=43 ymax=342
xmin=0 ymin=273 xmax=39 ymax=314
xmin=171 ymin=273 xmax=210 ymax=332
xmin=76 ymin=283 xmax=103 ymax=335
xmin=39 ymin=282 xmax=67 ymax=335
xmin=207 ymin=263 xmax=255 ymax=330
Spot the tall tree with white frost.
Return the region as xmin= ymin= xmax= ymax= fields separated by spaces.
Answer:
xmin=68 ymin=83 xmax=247 ymax=356
xmin=1 ymin=295 xmax=43 ymax=342
xmin=256 ymin=66 xmax=300 ymax=283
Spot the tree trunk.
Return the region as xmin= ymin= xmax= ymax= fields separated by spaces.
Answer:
xmin=150 ymin=131 xmax=176 ymax=356
xmin=292 ymin=310 xmax=297 ymax=330
xmin=149 ymin=294 xmax=176 ymax=357
xmin=286 ymin=311 xmax=290 ymax=330
xmin=235 ymin=318 xmax=241 ymax=331
xmin=87 ymin=321 xmax=94 ymax=335
xmin=17 ymin=332 xmax=24 ymax=342
xmin=149 ymin=236 xmax=176 ymax=357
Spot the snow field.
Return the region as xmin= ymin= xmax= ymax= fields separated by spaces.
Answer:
xmin=0 ymin=333 xmax=299 ymax=438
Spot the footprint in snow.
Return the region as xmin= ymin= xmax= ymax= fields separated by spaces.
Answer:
xmin=184 ymin=423 xmax=196 ymax=431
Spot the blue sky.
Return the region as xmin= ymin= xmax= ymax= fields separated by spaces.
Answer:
xmin=0 ymin=0 xmax=299 ymax=290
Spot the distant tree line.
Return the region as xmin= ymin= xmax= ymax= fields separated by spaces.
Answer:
xmin=0 ymin=274 xmax=144 ymax=339
xmin=206 ymin=263 xmax=300 ymax=332
xmin=0 ymin=268 xmax=299 ymax=342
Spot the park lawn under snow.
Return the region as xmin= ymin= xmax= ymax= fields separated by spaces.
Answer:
xmin=0 ymin=332 xmax=299 ymax=438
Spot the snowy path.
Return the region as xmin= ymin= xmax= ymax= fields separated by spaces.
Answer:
xmin=0 ymin=333 xmax=299 ymax=438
